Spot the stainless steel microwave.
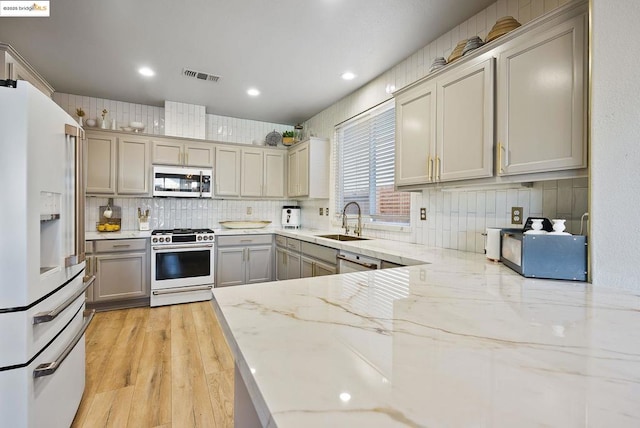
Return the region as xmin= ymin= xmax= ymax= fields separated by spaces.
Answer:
xmin=152 ymin=165 xmax=213 ymax=198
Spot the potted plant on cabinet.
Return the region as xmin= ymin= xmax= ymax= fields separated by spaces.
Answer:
xmin=282 ymin=130 xmax=295 ymax=146
xmin=75 ymin=108 xmax=85 ymax=126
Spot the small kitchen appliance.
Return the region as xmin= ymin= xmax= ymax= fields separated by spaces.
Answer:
xmin=150 ymin=228 xmax=215 ymax=307
xmin=500 ymin=228 xmax=587 ymax=281
xmin=152 ymin=165 xmax=212 ymax=198
xmin=282 ymin=206 xmax=301 ymax=229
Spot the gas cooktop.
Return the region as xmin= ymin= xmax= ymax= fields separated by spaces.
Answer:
xmin=151 ymin=228 xmax=214 ymax=235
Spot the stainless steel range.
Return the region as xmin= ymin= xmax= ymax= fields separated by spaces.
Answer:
xmin=150 ymin=228 xmax=215 ymax=307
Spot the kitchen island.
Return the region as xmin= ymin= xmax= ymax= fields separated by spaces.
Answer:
xmin=212 ymin=234 xmax=640 ymax=427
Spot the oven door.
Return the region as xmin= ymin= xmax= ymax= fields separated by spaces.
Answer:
xmin=151 ymin=243 xmax=214 ymax=290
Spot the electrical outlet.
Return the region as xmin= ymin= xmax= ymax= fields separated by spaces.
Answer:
xmin=246 ymin=206 xmax=252 ymax=215
xmin=325 ymin=207 xmax=329 ymax=216
xmin=420 ymin=207 xmax=427 ymax=221
xmin=511 ymin=206 xmax=523 ymax=224
xmin=319 ymin=207 xmax=323 ymax=216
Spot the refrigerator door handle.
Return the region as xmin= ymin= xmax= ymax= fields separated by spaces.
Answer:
xmin=65 ymin=125 xmax=86 ymax=268
xmin=32 ymin=275 xmax=95 ymax=325
xmin=33 ymin=309 xmax=95 ymax=378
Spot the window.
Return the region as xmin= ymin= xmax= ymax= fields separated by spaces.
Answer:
xmin=334 ymin=101 xmax=410 ymax=225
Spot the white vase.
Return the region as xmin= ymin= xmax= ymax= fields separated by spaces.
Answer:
xmin=552 ymin=219 xmax=566 ymax=233
xmin=100 ymin=117 xmax=108 ymax=129
xmin=78 ymin=116 xmax=83 ymax=126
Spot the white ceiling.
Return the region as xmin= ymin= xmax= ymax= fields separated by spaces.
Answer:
xmin=0 ymin=0 xmax=495 ymax=125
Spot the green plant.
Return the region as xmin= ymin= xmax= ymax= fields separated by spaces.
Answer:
xmin=76 ymin=108 xmax=85 ymax=117
xmin=282 ymin=130 xmax=294 ymax=138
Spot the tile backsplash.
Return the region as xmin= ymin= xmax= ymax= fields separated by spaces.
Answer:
xmin=53 ymin=93 xmax=293 ymax=145
xmin=164 ymin=101 xmax=206 ymax=139
xmin=86 ymin=197 xmax=296 ymax=232
xmin=301 ymin=178 xmax=588 ymax=254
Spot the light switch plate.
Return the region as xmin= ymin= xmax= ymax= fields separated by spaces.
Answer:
xmin=325 ymin=207 xmax=329 ymax=216
xmin=319 ymin=208 xmax=323 ymax=216
xmin=247 ymin=206 xmax=252 ymax=215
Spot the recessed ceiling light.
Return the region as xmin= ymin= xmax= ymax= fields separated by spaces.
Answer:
xmin=341 ymin=71 xmax=356 ymax=80
xmin=138 ymin=67 xmax=155 ymax=77
xmin=247 ymin=88 xmax=260 ymax=96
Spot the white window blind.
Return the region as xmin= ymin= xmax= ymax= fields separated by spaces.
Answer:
xmin=334 ymin=101 xmax=410 ymax=225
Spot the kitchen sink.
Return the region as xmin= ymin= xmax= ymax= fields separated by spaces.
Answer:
xmin=316 ymin=234 xmax=369 ymax=242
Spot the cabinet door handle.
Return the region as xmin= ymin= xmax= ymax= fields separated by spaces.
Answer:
xmin=428 ymin=155 xmax=433 ymax=182
xmin=436 ymin=157 xmax=441 ymax=181
xmin=247 ymin=248 xmax=250 ymax=261
xmin=497 ymin=143 xmax=505 ymax=174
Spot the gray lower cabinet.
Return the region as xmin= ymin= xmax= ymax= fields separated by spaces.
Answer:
xmin=300 ymin=241 xmax=338 ymax=278
xmin=216 ymin=235 xmax=273 ymax=287
xmin=85 ymin=238 xmax=149 ymax=308
xmin=275 ymin=236 xmax=301 ymax=281
xmin=301 ymin=256 xmax=336 ymax=277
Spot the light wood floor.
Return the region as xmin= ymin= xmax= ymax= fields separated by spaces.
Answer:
xmin=71 ymin=301 xmax=235 ymax=428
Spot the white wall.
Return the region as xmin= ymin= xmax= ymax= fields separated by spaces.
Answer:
xmin=591 ymin=0 xmax=640 ymax=289
xmin=300 ymin=0 xmax=586 ymax=252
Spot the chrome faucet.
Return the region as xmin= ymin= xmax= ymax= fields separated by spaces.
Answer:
xmin=342 ymin=201 xmax=362 ymax=236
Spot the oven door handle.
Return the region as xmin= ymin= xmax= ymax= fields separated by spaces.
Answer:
xmin=152 ymin=285 xmax=213 ymax=295
xmin=153 ymin=244 xmax=214 ymax=251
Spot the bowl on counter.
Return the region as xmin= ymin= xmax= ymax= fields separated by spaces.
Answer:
xmin=129 ymin=121 xmax=145 ymax=132
xmin=85 ymin=119 xmax=96 ymax=127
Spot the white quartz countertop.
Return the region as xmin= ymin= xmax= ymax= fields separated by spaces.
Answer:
xmin=85 ymin=230 xmax=152 ymax=240
xmin=212 ymin=231 xmax=640 ymax=427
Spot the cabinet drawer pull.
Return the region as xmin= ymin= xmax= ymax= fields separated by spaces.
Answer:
xmin=33 ymin=309 xmax=95 ymax=378
xmin=33 ymin=275 xmax=96 ymax=325
xmin=240 ymin=239 xmax=253 ymax=243
xmin=112 ymin=244 xmax=130 ymax=248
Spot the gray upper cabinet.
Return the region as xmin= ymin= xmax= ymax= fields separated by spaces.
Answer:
xmin=118 ymin=135 xmax=150 ymax=195
xmin=395 ymin=81 xmax=436 ymax=186
xmin=240 ymin=148 xmax=286 ymax=198
xmin=86 ymin=133 xmax=117 ymax=194
xmin=436 ymin=58 xmax=494 ymax=182
xmin=394 ymin=3 xmax=587 ymax=189
xmin=395 ymin=58 xmax=494 ymax=186
xmin=215 ymin=146 xmax=241 ymax=197
xmin=152 ymin=139 xmax=214 ymax=167
xmin=497 ymin=13 xmax=587 ymax=176
xmin=287 ymin=138 xmax=329 ymax=199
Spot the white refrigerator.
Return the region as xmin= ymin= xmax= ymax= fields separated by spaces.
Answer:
xmin=0 ymin=80 xmax=94 ymax=427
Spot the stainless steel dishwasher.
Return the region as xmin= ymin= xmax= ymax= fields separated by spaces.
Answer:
xmin=337 ymin=251 xmax=381 ymax=273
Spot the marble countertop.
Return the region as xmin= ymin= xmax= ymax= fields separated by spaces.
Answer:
xmin=212 ymin=232 xmax=640 ymax=427
xmin=85 ymin=230 xmax=152 ymax=240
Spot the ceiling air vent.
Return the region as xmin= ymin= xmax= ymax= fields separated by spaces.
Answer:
xmin=182 ymin=68 xmax=221 ymax=82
